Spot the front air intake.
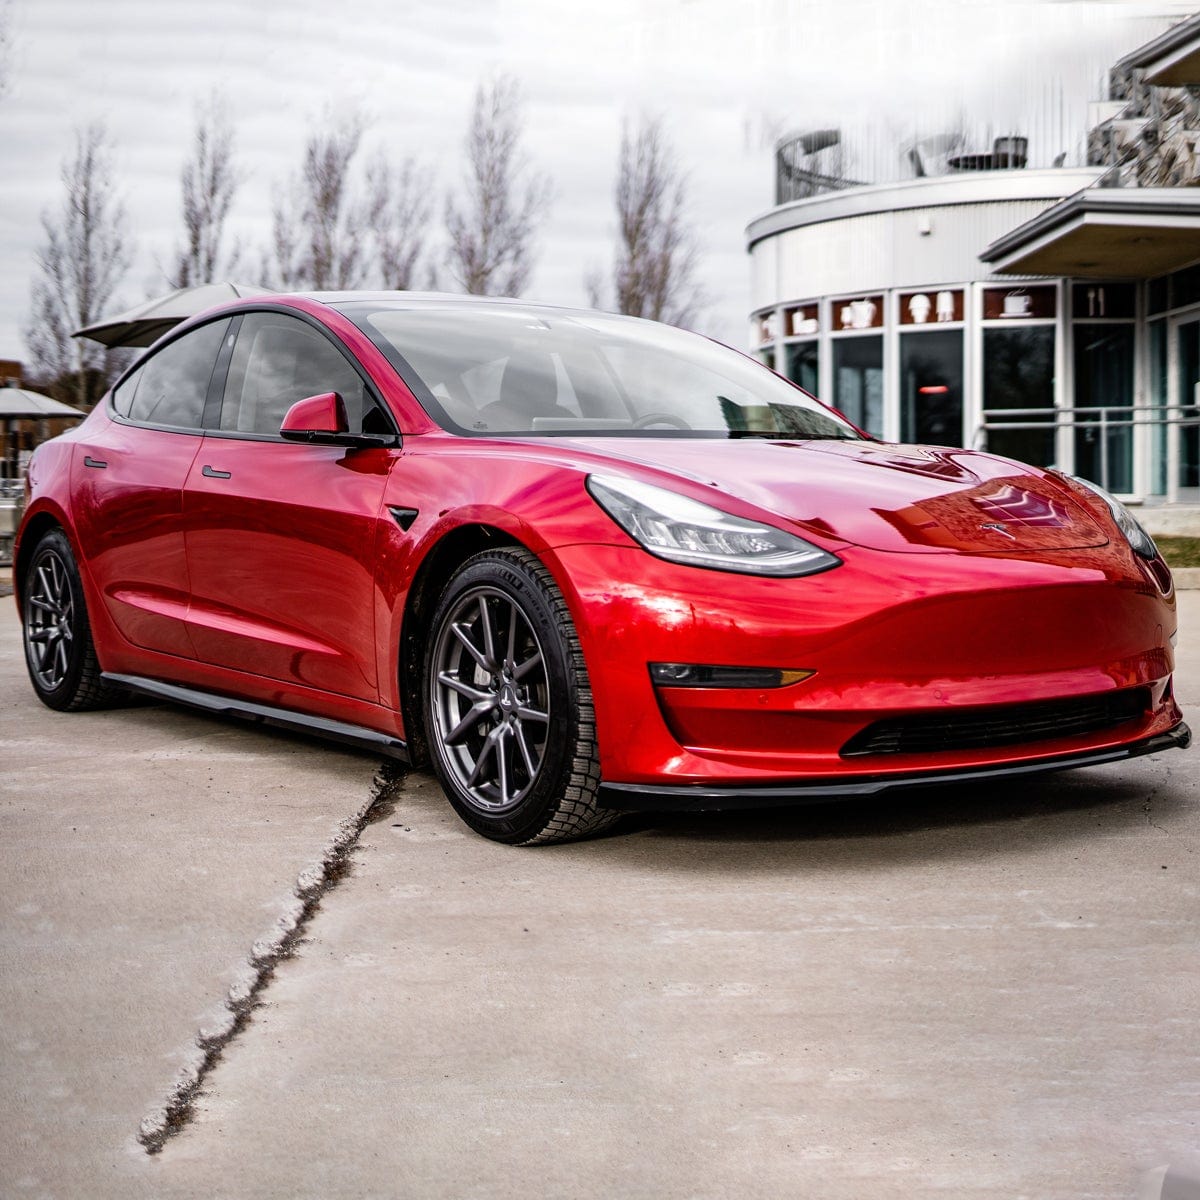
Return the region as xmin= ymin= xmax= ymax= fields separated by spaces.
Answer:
xmin=841 ymin=688 xmax=1150 ymax=757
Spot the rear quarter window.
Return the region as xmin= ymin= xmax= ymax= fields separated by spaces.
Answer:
xmin=112 ymin=318 xmax=230 ymax=430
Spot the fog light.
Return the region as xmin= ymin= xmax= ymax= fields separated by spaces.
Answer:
xmin=649 ymin=663 xmax=813 ymax=689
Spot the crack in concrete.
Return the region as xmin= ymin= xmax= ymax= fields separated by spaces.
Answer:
xmin=137 ymin=760 xmax=408 ymax=1154
xmin=1142 ymin=773 xmax=1194 ymax=854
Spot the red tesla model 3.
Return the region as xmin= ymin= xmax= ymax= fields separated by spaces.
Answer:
xmin=14 ymin=293 xmax=1190 ymax=843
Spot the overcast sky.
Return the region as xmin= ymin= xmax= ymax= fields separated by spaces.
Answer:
xmin=1 ymin=0 xmax=1197 ymax=365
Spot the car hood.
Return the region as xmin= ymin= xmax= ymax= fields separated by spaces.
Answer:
xmin=564 ymin=437 xmax=1109 ymax=555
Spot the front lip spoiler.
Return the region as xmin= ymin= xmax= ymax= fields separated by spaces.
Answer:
xmin=597 ymin=723 xmax=1192 ymax=812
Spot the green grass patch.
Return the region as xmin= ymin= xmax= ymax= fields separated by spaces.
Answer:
xmin=1155 ymin=536 xmax=1200 ymax=568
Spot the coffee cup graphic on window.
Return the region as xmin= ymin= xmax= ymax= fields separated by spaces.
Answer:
xmin=844 ymin=299 xmax=876 ymax=329
xmin=1002 ymin=291 xmax=1032 ymax=317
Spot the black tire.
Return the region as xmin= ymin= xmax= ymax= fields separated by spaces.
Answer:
xmin=423 ymin=546 xmax=617 ymax=845
xmin=22 ymin=528 xmax=122 ymax=712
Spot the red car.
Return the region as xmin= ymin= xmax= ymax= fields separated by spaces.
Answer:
xmin=14 ymin=293 xmax=1190 ymax=843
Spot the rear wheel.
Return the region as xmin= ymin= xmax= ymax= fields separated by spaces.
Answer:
xmin=424 ymin=547 xmax=617 ymax=845
xmin=22 ymin=529 xmax=122 ymax=711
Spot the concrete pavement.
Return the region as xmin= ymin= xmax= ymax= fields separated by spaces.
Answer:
xmin=1 ymin=593 xmax=1198 ymax=1198
xmin=0 ymin=602 xmax=383 ymax=1196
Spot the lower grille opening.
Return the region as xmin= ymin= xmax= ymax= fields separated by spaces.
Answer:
xmin=841 ymin=687 xmax=1151 ymax=758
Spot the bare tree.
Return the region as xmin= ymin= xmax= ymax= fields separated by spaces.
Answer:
xmin=169 ymin=93 xmax=241 ymax=287
xmin=589 ymin=117 xmax=704 ymax=327
xmin=24 ymin=124 xmax=132 ymax=408
xmin=267 ymin=109 xmax=368 ymax=290
xmin=365 ymin=152 xmax=431 ymax=290
xmin=445 ymin=76 xmax=551 ymax=296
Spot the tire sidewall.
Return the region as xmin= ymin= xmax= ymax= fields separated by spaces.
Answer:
xmin=424 ymin=551 xmax=585 ymax=844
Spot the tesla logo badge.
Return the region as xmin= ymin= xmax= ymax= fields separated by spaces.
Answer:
xmin=980 ymin=522 xmax=1016 ymax=539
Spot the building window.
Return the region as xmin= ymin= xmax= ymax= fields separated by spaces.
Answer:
xmin=833 ymin=335 xmax=883 ymax=435
xmin=1073 ymin=323 xmax=1134 ymax=493
xmin=900 ymin=329 xmax=963 ymax=445
xmin=786 ymin=340 xmax=819 ymax=394
xmin=982 ymin=326 xmax=1056 ymax=467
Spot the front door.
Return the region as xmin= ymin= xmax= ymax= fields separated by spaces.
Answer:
xmin=184 ymin=438 xmax=394 ymax=701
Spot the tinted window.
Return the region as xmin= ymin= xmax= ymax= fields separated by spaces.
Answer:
xmin=113 ymin=319 xmax=230 ymax=429
xmin=219 ymin=312 xmax=384 ymax=437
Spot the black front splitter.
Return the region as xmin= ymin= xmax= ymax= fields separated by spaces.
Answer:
xmin=597 ymin=724 xmax=1192 ymax=812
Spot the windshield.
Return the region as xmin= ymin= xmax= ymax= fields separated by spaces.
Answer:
xmin=337 ymin=302 xmax=861 ymax=440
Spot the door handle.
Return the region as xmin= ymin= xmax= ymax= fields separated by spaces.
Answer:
xmin=201 ymin=465 xmax=232 ymax=479
xmin=83 ymin=455 xmax=107 ymax=469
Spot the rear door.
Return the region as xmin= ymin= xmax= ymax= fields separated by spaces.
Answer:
xmin=73 ymin=318 xmax=233 ymax=658
xmin=182 ymin=310 xmax=397 ymax=703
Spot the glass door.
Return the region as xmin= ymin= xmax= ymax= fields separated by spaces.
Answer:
xmin=1169 ymin=314 xmax=1200 ymax=501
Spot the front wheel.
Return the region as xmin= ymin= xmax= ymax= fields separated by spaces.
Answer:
xmin=22 ymin=528 xmax=122 ymax=711
xmin=423 ymin=547 xmax=617 ymax=845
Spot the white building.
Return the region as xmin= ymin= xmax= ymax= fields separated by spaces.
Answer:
xmin=746 ymin=14 xmax=1200 ymax=512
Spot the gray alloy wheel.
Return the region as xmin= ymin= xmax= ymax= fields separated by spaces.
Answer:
xmin=424 ymin=547 xmax=617 ymax=845
xmin=22 ymin=529 xmax=121 ymax=712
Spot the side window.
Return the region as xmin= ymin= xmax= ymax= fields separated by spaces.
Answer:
xmin=112 ymin=319 xmax=230 ymax=429
xmin=219 ymin=312 xmax=387 ymax=437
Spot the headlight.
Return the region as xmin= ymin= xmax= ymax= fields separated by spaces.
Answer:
xmin=1068 ymin=475 xmax=1158 ymax=559
xmin=586 ymin=474 xmax=840 ymax=577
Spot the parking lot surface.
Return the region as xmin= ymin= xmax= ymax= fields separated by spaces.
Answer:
xmin=2 ymin=594 xmax=1198 ymax=1199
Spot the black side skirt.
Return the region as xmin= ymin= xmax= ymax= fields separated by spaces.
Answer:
xmin=102 ymin=672 xmax=410 ymax=762
xmin=596 ymin=724 xmax=1192 ymax=812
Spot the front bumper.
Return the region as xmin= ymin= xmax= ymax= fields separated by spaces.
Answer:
xmin=597 ymin=723 xmax=1191 ymax=811
xmin=547 ymin=540 xmax=1182 ymax=788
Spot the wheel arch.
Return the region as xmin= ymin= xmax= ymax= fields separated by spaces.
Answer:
xmin=12 ymin=508 xmax=71 ymax=615
xmin=397 ymin=522 xmax=526 ymax=766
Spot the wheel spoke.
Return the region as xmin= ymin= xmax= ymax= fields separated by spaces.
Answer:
xmin=437 ymin=671 xmax=490 ymax=704
xmin=478 ymin=596 xmax=497 ymax=669
xmin=27 ymin=628 xmax=53 ymax=644
xmin=466 ymin=729 xmax=499 ymax=788
xmin=504 ymin=600 xmax=518 ymax=670
xmin=513 ymin=721 xmax=538 ymax=777
xmin=513 ymin=649 xmax=543 ymax=681
xmin=516 ymin=703 xmax=549 ymax=724
xmin=495 ymin=725 xmax=511 ymax=807
xmin=29 ymin=596 xmax=58 ymax=615
xmin=451 ymin=620 xmax=491 ymax=673
xmin=445 ymin=699 xmax=494 ymax=746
